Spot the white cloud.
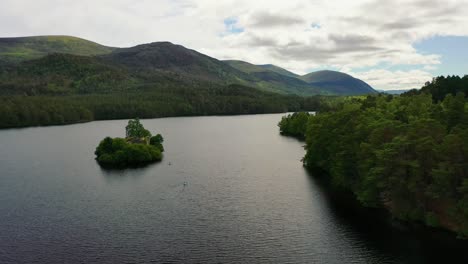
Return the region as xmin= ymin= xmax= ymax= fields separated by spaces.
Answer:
xmin=350 ymin=69 xmax=434 ymax=90
xmin=1 ymin=0 xmax=467 ymax=89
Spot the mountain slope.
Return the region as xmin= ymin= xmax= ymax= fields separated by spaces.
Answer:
xmin=301 ymin=70 xmax=376 ymax=95
xmin=0 ymin=53 xmax=136 ymax=95
xmin=224 ymin=60 xmax=375 ymax=95
xmin=102 ymin=42 xmax=254 ymax=84
xmin=223 ymin=60 xmax=322 ymax=95
xmin=0 ymin=36 xmax=376 ymax=96
xmin=0 ymin=35 xmax=115 ymax=63
xmin=224 ymin=60 xmax=299 ymax=78
xmin=258 ymin=64 xmax=299 ymax=78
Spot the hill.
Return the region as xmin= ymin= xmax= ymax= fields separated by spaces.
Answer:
xmin=225 ymin=60 xmax=376 ymax=95
xmin=0 ymin=36 xmax=374 ymax=96
xmin=0 ymin=35 xmax=115 ymax=63
xmin=300 ymin=70 xmax=376 ymax=95
xmin=223 ymin=60 xmax=298 ymax=78
xmin=224 ymin=60 xmax=323 ymax=95
xmin=103 ymin=42 xmax=253 ymax=84
xmin=0 ymin=53 xmax=137 ymax=95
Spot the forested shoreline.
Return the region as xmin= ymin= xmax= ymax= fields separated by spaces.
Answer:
xmin=0 ymin=85 xmax=327 ymax=129
xmin=279 ymin=76 xmax=468 ymax=237
xmin=0 ymin=41 xmax=372 ymax=129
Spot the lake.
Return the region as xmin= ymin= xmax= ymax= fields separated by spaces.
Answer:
xmin=1 ymin=113 xmax=467 ymax=263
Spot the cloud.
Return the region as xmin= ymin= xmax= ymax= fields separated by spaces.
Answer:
xmin=246 ymin=12 xmax=306 ymax=28
xmin=1 ymin=0 xmax=468 ymax=89
xmin=350 ymin=69 xmax=434 ymax=90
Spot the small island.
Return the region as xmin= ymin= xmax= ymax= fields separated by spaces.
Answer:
xmin=95 ymin=118 xmax=164 ymax=167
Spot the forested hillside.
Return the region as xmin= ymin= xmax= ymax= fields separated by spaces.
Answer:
xmin=279 ymin=76 xmax=468 ymax=237
xmin=0 ymin=35 xmax=114 ymax=63
xmin=0 ymin=35 xmax=379 ymax=128
xmin=0 ymin=36 xmax=377 ymax=96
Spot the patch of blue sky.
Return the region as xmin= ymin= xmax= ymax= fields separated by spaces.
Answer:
xmin=348 ymin=36 xmax=468 ymax=76
xmin=222 ymin=17 xmax=244 ymax=35
xmin=310 ymin=23 xmax=321 ymax=29
xmin=414 ymin=36 xmax=468 ymax=77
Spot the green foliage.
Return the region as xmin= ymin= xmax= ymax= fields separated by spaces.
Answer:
xmin=278 ymin=112 xmax=311 ymax=139
xmin=425 ymin=212 xmax=440 ymax=227
xmin=0 ymin=53 xmax=135 ymax=95
xmin=95 ymin=120 xmax=164 ymax=167
xmin=0 ymin=35 xmax=114 ymax=63
xmin=95 ymin=137 xmax=162 ymax=167
xmin=403 ymin=75 xmax=468 ymax=101
xmin=126 ymin=118 xmax=151 ymax=138
xmin=280 ymin=90 xmax=468 ymax=235
xmin=0 ymin=84 xmax=325 ymax=129
xmin=150 ymin=134 xmax=164 ymax=152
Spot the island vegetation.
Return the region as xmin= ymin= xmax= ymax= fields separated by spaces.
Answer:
xmin=95 ymin=118 xmax=164 ymax=167
xmin=279 ymin=76 xmax=468 ymax=237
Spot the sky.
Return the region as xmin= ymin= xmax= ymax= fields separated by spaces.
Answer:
xmin=1 ymin=0 xmax=468 ymax=90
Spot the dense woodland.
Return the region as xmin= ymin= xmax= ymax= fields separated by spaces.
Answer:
xmin=0 ymin=53 xmax=328 ymax=128
xmin=279 ymin=76 xmax=468 ymax=237
xmin=0 ymin=85 xmax=325 ymax=128
xmin=404 ymin=75 xmax=468 ymax=101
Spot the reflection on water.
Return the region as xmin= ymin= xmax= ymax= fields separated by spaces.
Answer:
xmin=0 ymin=114 xmax=467 ymax=264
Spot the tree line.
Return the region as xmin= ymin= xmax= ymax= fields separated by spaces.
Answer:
xmin=0 ymin=85 xmax=326 ymax=129
xmin=279 ymin=76 xmax=468 ymax=237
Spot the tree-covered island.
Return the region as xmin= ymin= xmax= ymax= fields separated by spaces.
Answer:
xmin=95 ymin=118 xmax=164 ymax=167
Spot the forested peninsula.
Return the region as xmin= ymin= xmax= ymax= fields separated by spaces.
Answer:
xmin=279 ymin=76 xmax=468 ymax=237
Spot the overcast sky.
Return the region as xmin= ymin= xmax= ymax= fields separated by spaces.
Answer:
xmin=1 ymin=0 xmax=468 ymax=90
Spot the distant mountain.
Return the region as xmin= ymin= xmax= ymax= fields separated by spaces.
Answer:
xmin=224 ymin=60 xmax=323 ymax=95
xmin=300 ymin=70 xmax=376 ymax=95
xmin=225 ymin=60 xmax=376 ymax=95
xmin=0 ymin=35 xmax=115 ymax=63
xmin=377 ymin=89 xmax=412 ymax=95
xmin=0 ymin=35 xmax=377 ymax=96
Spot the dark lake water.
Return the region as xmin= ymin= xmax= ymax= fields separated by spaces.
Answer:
xmin=1 ymin=113 xmax=467 ymax=263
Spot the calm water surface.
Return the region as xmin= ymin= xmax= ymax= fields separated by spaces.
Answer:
xmin=0 ymin=114 xmax=467 ymax=263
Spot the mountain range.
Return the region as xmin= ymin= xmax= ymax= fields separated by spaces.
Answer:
xmin=0 ymin=35 xmax=376 ymax=96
